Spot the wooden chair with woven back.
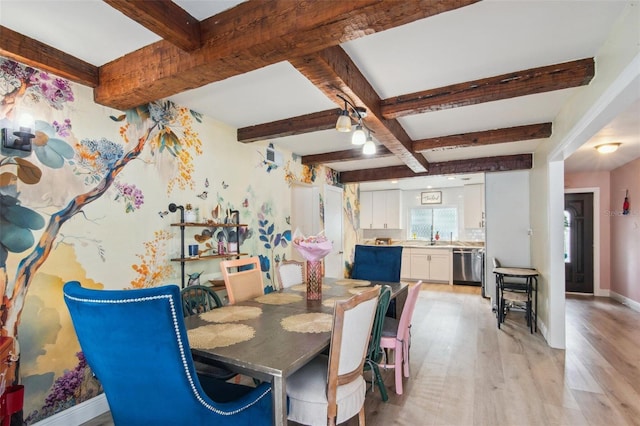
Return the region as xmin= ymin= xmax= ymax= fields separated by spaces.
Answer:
xmin=219 ymin=256 xmax=264 ymax=304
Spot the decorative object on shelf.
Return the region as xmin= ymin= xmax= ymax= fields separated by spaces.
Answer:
xmin=435 ymin=231 xmax=440 ymax=241
xmin=292 ymin=230 xmax=333 ymax=301
xmin=623 ymin=189 xmax=630 ymax=215
xmin=168 ymin=203 xmax=248 ymax=288
xmin=187 ymin=271 xmax=203 ymax=286
xmin=184 ymin=203 xmax=197 ymax=222
xmin=188 ymin=244 xmax=199 ymax=258
xmin=421 ymin=191 xmax=442 ymax=205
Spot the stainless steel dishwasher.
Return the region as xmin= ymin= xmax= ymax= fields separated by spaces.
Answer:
xmin=453 ymin=248 xmax=483 ymax=286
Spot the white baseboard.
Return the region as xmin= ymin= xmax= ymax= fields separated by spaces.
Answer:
xmin=32 ymin=394 xmax=109 ymax=426
xmin=595 ymin=288 xmax=610 ymax=297
xmin=610 ymin=291 xmax=640 ymax=313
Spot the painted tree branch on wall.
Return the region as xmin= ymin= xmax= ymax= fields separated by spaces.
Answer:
xmin=0 ymin=59 xmax=203 ymax=389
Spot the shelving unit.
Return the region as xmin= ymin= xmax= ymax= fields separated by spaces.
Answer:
xmin=168 ymin=204 xmax=247 ymax=288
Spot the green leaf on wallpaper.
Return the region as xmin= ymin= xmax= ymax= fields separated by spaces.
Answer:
xmin=1 ymin=199 xmax=45 ymax=230
xmin=190 ymin=110 xmax=203 ymax=123
xmin=14 ymin=158 xmax=42 ymax=185
xmin=0 ymin=221 xmax=36 ymax=252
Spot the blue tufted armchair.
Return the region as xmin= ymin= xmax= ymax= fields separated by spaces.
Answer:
xmin=351 ymin=244 xmax=403 ymax=282
xmin=63 ymin=281 xmax=272 ymax=425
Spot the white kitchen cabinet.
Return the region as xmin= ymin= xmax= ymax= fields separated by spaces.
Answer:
xmin=360 ymin=191 xmax=373 ymax=230
xmin=407 ymin=247 xmax=451 ymax=284
xmin=464 ymin=184 xmax=485 ymax=229
xmin=401 ymin=248 xmax=411 ymax=279
xmin=360 ymin=190 xmax=402 ymax=229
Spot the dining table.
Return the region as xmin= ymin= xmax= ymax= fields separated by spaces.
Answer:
xmin=183 ymin=277 xmax=409 ymax=426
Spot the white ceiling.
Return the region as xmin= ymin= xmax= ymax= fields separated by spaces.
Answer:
xmin=1 ymin=0 xmax=639 ymax=191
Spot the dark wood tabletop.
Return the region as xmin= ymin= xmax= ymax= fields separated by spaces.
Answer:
xmin=184 ymin=277 xmax=408 ymax=426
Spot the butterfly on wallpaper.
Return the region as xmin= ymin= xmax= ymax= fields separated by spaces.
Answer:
xmin=158 ymin=211 xmax=169 ymax=218
xmin=196 ymin=191 xmax=208 ymax=200
xmin=221 ymin=181 xmax=229 ymax=189
xmin=242 ymin=198 xmax=249 ymax=208
xmin=285 ymin=216 xmax=291 ymax=225
xmin=204 ymin=178 xmax=209 ymax=188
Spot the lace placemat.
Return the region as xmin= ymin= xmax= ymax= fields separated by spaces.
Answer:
xmin=321 ymin=296 xmax=351 ymax=308
xmin=281 ymin=313 xmax=333 ymax=333
xmin=289 ymin=283 xmax=332 ymax=292
xmin=200 ymin=306 xmax=262 ymax=323
xmin=188 ymin=323 xmax=255 ymax=349
xmin=254 ymin=292 xmax=303 ymax=305
xmin=334 ymin=279 xmax=371 ymax=286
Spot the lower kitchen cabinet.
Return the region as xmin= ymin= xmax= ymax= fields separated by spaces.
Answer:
xmin=402 ymin=247 xmax=452 ymax=284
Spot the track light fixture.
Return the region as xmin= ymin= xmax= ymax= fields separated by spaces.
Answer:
xmin=363 ymin=131 xmax=376 ymax=155
xmin=335 ymin=93 xmax=376 ymax=153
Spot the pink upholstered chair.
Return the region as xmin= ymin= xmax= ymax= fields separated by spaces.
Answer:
xmin=379 ymin=281 xmax=422 ymax=395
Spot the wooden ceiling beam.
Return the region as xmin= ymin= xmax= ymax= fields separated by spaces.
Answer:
xmin=0 ymin=26 xmax=98 ymax=87
xmin=380 ymin=58 xmax=595 ymax=119
xmin=291 ymin=46 xmax=430 ymax=173
xmin=413 ymin=123 xmax=552 ymax=151
xmin=339 ymin=154 xmax=533 ymax=183
xmin=95 ymin=0 xmax=478 ymax=111
xmin=104 ymin=0 xmax=201 ymax=52
xmin=302 ymin=146 xmax=393 ymax=165
xmin=238 ymin=109 xmax=340 ymax=143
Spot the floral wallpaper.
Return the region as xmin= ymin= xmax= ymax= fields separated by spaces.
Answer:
xmin=0 ymin=57 xmax=344 ymax=423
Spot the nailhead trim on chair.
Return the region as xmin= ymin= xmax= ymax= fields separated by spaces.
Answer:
xmin=63 ymin=291 xmax=271 ymax=415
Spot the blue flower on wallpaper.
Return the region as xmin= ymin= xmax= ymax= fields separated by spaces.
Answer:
xmin=72 ymin=137 xmax=124 ymax=185
xmin=32 ymin=120 xmax=74 ymax=169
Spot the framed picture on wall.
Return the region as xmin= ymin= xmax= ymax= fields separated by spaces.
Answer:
xmin=421 ymin=191 xmax=442 ymax=205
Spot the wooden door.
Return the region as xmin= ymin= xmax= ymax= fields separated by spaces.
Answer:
xmin=564 ymin=192 xmax=594 ymax=293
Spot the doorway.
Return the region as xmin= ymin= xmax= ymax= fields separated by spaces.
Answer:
xmin=564 ymin=192 xmax=594 ymax=293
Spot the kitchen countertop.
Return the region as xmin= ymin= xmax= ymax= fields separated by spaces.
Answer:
xmin=363 ymin=240 xmax=484 ymax=249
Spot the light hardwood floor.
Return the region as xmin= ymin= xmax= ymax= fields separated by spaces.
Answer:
xmin=82 ymin=283 xmax=640 ymax=426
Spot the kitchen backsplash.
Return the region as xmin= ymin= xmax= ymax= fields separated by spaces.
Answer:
xmin=362 ymin=227 xmax=485 ymax=242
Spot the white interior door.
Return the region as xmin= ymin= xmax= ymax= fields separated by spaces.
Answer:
xmin=324 ymin=185 xmax=343 ymax=278
xmin=291 ymin=184 xmax=319 ymax=262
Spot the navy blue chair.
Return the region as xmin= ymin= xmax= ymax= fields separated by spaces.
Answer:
xmin=63 ymin=281 xmax=272 ymax=425
xmin=351 ymin=245 xmax=403 ymax=282
xmin=351 ymin=244 xmax=403 ymax=317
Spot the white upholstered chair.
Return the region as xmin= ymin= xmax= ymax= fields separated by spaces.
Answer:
xmin=286 ymin=286 xmax=380 ymax=426
xmin=276 ymin=259 xmax=305 ymax=289
xmin=219 ymin=256 xmax=264 ymax=304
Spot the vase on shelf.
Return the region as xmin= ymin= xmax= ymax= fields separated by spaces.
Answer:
xmin=306 ymin=260 xmax=322 ymax=301
xmin=184 ymin=204 xmax=197 ymax=222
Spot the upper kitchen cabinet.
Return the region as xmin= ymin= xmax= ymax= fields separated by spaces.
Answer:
xmin=360 ymin=190 xmax=403 ymax=229
xmin=463 ymin=184 xmax=485 ymax=229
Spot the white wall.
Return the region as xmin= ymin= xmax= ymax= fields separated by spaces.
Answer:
xmin=485 ymin=170 xmax=531 ymax=302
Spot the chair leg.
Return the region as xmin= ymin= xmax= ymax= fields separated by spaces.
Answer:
xmin=403 ymin=338 xmax=410 ymax=378
xmin=370 ymin=363 xmax=388 ymax=402
xmin=394 ymin=344 xmax=403 ymax=395
xmin=358 ymin=406 xmax=365 ymax=425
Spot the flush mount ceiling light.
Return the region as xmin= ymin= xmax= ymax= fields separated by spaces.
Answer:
xmin=595 ymin=143 xmax=621 ymax=154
